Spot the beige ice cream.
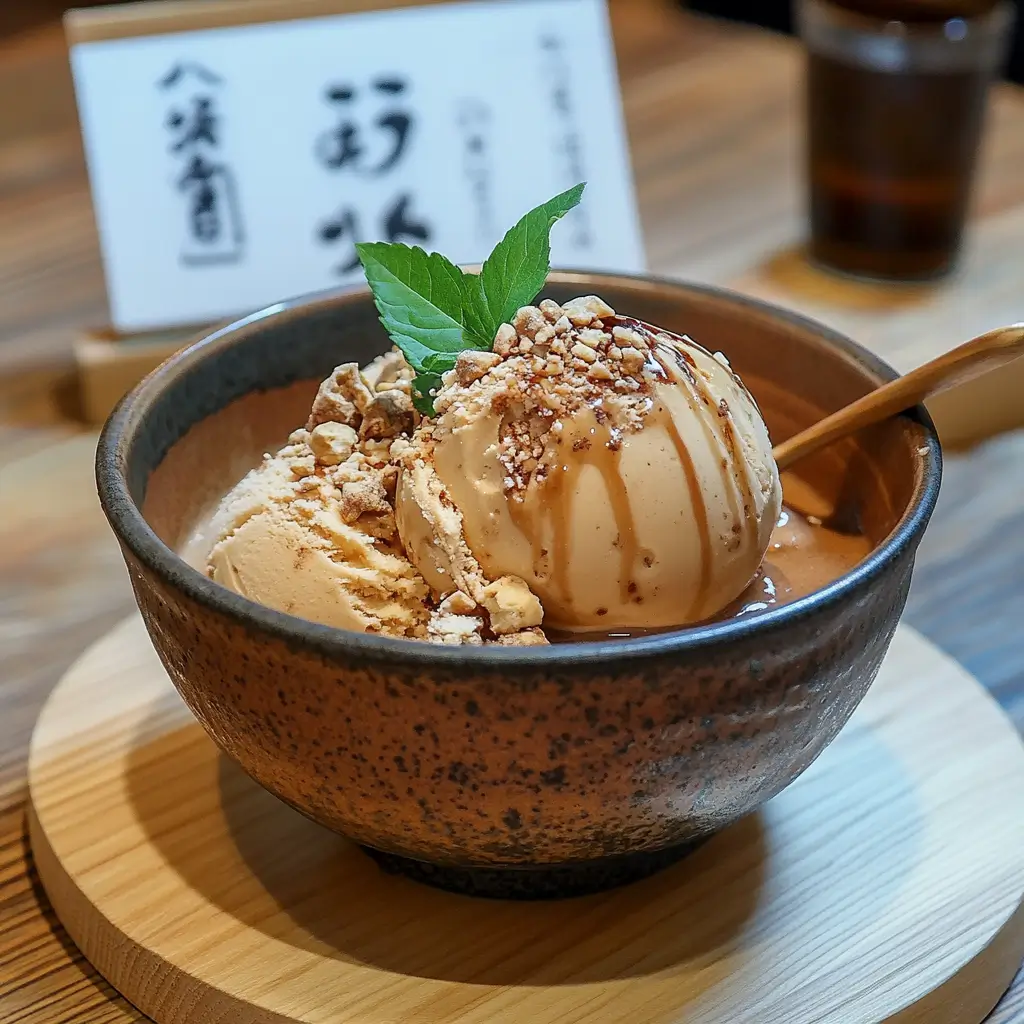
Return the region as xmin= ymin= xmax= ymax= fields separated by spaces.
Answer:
xmin=204 ymin=358 xmax=431 ymax=639
xmin=202 ymin=352 xmax=547 ymax=644
xmin=394 ymin=296 xmax=781 ymax=631
xmin=203 ymin=295 xmax=782 ymax=643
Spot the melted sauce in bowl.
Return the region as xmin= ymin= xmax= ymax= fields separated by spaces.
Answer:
xmin=544 ymin=490 xmax=873 ymax=643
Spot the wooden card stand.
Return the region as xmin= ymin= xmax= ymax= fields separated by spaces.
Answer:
xmin=74 ymin=327 xmax=201 ymax=424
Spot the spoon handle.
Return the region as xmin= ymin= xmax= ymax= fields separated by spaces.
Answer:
xmin=773 ymin=324 xmax=1024 ymax=472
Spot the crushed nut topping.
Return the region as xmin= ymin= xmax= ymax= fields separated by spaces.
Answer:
xmin=307 ymin=363 xmax=373 ymax=430
xmin=210 ymin=297 xmax=684 ymax=646
xmin=428 ymin=297 xmax=669 ymax=500
xmin=360 ymin=389 xmax=415 ymax=441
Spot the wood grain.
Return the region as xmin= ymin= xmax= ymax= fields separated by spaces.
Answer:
xmin=2 ymin=1 xmax=1024 ymax=1020
xmin=65 ymin=0 xmax=458 ymax=43
xmin=28 ymin=617 xmax=1024 ymax=1024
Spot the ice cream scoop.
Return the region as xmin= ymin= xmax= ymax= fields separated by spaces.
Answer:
xmin=199 ymin=353 xmax=436 ymax=639
xmin=394 ymin=296 xmax=782 ymax=631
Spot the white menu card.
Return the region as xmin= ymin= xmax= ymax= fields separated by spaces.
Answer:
xmin=68 ymin=0 xmax=644 ymax=333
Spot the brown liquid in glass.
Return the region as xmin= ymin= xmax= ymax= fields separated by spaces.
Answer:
xmin=807 ymin=51 xmax=991 ymax=279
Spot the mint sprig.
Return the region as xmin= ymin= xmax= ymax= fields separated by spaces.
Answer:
xmin=472 ymin=183 xmax=586 ymax=332
xmin=356 ymin=183 xmax=585 ymax=414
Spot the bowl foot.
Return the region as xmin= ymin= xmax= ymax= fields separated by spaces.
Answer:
xmin=360 ymin=840 xmax=705 ymax=900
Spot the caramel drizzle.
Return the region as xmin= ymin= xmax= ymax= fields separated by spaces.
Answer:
xmin=509 ymin=417 xmax=639 ymax=613
xmin=605 ymin=319 xmax=717 ymax=617
xmin=648 ymin=333 xmax=757 ymax=618
xmin=654 ymin=339 xmax=758 ymax=547
xmin=655 ymin=341 xmax=742 ymax=530
xmin=656 ymin=407 xmax=713 ymax=620
xmin=506 ymin=316 xmax=759 ymax=622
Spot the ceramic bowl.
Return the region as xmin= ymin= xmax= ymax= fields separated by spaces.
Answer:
xmin=96 ymin=272 xmax=940 ymax=899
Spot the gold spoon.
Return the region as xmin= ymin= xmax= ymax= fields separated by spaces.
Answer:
xmin=772 ymin=324 xmax=1024 ymax=471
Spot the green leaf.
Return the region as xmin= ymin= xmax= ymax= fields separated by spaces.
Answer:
xmin=411 ymin=372 xmax=443 ymax=415
xmin=356 ymin=242 xmax=472 ymax=373
xmin=355 ymin=184 xmax=588 ymax=417
xmin=475 ymin=183 xmax=586 ymax=333
xmin=421 ymin=351 xmax=460 ymax=374
xmin=458 ymin=273 xmax=496 ymax=350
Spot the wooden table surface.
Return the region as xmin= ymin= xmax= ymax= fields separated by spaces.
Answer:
xmin=1 ymin=2 xmax=1023 ymax=1021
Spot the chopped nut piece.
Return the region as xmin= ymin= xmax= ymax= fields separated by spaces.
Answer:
xmin=539 ymin=298 xmax=565 ymax=322
xmin=553 ymin=315 xmax=572 ymax=335
xmin=579 ymin=328 xmax=609 ymax=349
xmin=480 ymin=575 xmax=543 ymax=634
xmin=493 ymin=322 xmax=518 ymax=356
xmin=380 ymin=463 xmax=399 ymax=497
xmin=454 ymin=349 xmax=502 ymax=385
xmin=359 ymin=390 xmax=415 ymax=440
xmin=512 ymin=305 xmax=548 ymax=340
xmin=309 ymin=422 xmax=358 ymax=465
xmin=337 ymin=473 xmax=391 ymax=524
xmin=362 ymin=350 xmax=410 ymax=390
xmin=570 ymin=342 xmax=598 ymax=363
xmin=612 ymin=325 xmax=645 ymax=348
xmin=587 ymin=361 xmax=613 ymax=381
xmin=361 ymin=437 xmax=394 ymax=460
xmin=619 ymin=347 xmax=645 ymax=374
xmin=494 ymin=628 xmax=549 ymax=647
xmin=438 ymin=591 xmax=477 ymax=615
xmin=389 ymin=437 xmax=412 ymax=459
xmin=307 ymin=363 xmax=374 ymax=429
xmin=374 ymin=379 xmax=413 ymax=399
xmin=563 ymin=295 xmax=615 ymax=326
xmin=287 ymin=428 xmax=311 ymax=445
xmin=289 ymin=454 xmax=317 ymax=479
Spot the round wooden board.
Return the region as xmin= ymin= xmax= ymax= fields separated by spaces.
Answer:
xmin=27 ymin=617 xmax=1024 ymax=1024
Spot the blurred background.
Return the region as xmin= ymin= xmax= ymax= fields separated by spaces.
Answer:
xmin=687 ymin=0 xmax=1024 ymax=81
xmin=3 ymin=0 xmax=1022 ymax=81
xmin=2 ymin=0 xmax=1024 ymax=1020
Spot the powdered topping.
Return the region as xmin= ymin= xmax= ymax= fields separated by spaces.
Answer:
xmin=422 ymin=296 xmax=683 ymax=499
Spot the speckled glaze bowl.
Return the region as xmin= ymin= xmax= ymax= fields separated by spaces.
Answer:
xmin=97 ymin=272 xmax=940 ymax=899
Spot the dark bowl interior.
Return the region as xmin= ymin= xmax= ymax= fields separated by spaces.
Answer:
xmin=96 ymin=272 xmax=940 ymax=896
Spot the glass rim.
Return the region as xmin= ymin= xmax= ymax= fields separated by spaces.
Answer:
xmin=798 ymin=0 xmax=1015 ymax=72
xmin=798 ymin=0 xmax=1016 ymax=36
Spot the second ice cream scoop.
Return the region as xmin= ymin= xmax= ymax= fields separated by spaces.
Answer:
xmin=395 ymin=298 xmax=782 ymax=631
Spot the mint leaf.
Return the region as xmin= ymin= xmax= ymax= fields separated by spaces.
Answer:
xmin=474 ymin=183 xmax=585 ymax=333
xmin=356 ymin=242 xmax=476 ymax=372
xmin=411 ymin=372 xmax=442 ymax=415
xmin=459 ymin=273 xmax=496 ymax=350
xmin=421 ymin=351 xmax=459 ymax=374
xmin=356 ymin=183 xmax=588 ymax=417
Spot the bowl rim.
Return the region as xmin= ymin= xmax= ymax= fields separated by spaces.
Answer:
xmin=96 ymin=269 xmax=942 ymax=667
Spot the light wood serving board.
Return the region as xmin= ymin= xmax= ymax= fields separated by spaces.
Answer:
xmin=27 ymin=616 xmax=1024 ymax=1024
